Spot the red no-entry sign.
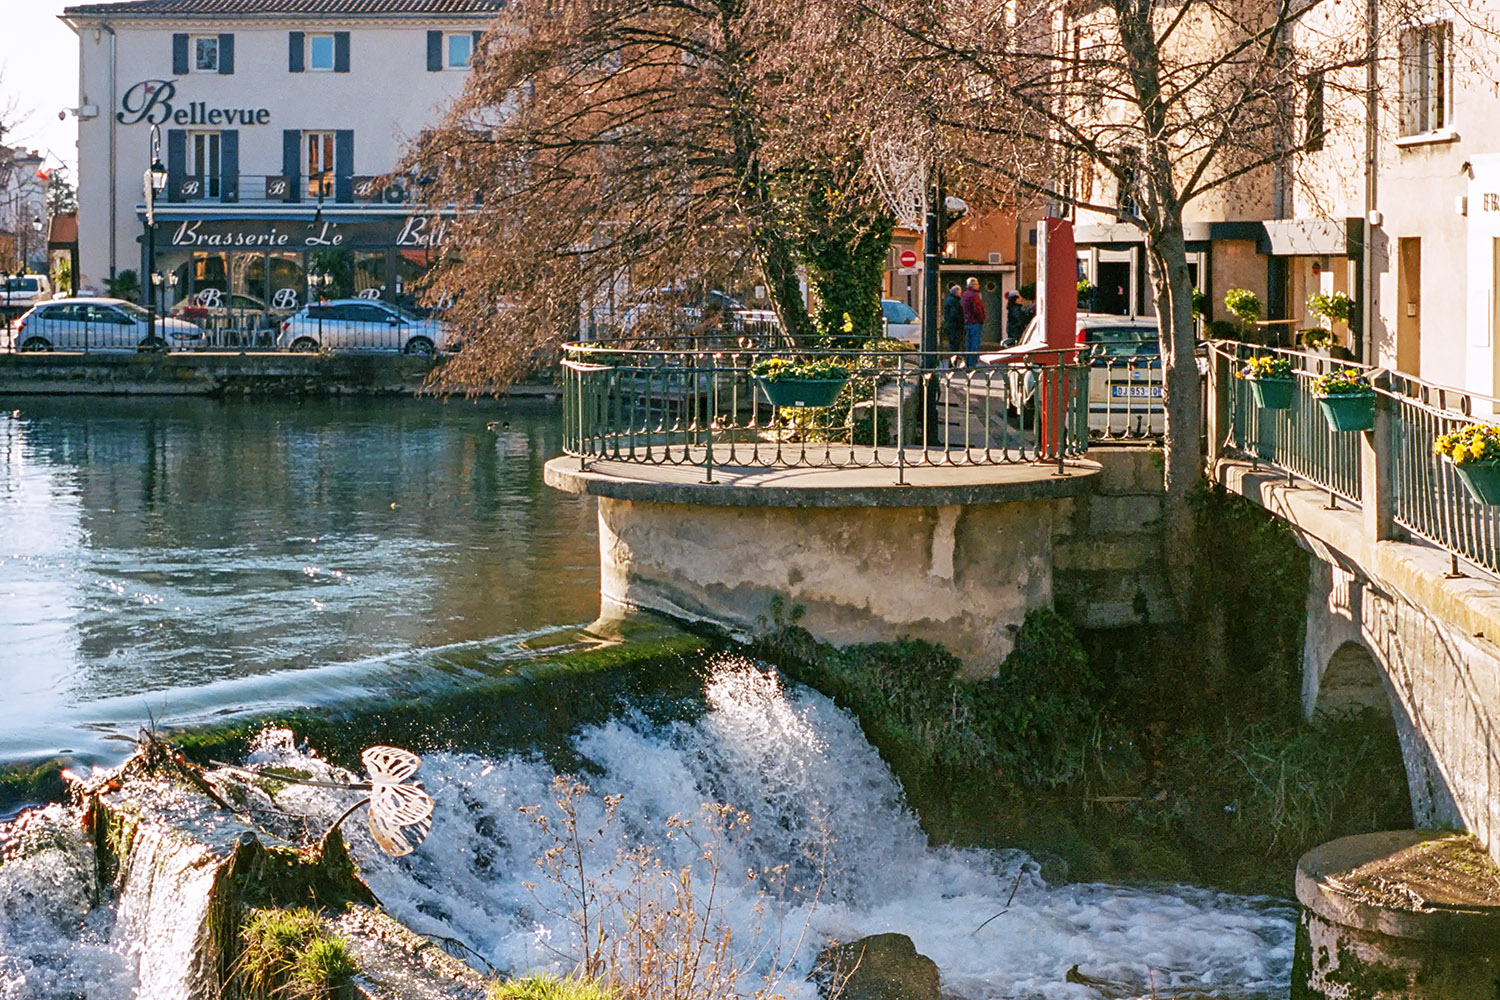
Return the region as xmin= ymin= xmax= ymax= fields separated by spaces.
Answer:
xmin=898 ymin=249 xmax=918 ymax=268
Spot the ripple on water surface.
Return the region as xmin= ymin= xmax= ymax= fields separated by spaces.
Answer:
xmin=0 ymin=396 xmax=600 ymax=763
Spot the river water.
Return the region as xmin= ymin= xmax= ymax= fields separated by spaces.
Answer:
xmin=0 ymin=397 xmax=1296 ymax=999
xmin=0 ymin=395 xmax=601 ymax=765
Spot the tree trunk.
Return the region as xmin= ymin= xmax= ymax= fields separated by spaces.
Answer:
xmin=1145 ymin=219 xmax=1227 ymax=685
xmin=1145 ymin=221 xmax=1205 ymax=604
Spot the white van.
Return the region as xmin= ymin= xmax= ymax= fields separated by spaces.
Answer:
xmin=1 ymin=274 xmax=53 ymax=311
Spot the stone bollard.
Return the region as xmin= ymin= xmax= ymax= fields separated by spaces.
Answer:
xmin=1293 ymin=830 xmax=1500 ymax=999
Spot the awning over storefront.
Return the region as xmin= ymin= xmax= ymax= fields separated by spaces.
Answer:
xmin=1257 ymin=219 xmax=1351 ymax=257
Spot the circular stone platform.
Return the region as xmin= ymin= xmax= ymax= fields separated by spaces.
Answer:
xmin=544 ymin=452 xmax=1101 ymax=507
xmin=545 ymin=452 xmax=1103 ymax=677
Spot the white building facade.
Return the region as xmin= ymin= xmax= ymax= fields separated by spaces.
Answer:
xmin=63 ymin=0 xmax=503 ymax=315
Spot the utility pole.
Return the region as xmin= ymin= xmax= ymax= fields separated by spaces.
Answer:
xmin=921 ymin=165 xmax=942 ymax=444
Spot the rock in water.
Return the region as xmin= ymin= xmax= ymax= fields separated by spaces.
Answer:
xmin=815 ymin=932 xmax=940 ymax=1000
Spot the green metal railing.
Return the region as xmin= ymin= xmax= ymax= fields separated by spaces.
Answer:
xmin=1213 ymin=341 xmax=1500 ymax=574
xmin=561 ymin=339 xmax=1091 ymax=481
xmin=1221 ymin=343 xmax=1363 ymax=503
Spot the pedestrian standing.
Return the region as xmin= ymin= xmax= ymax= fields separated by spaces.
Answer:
xmin=960 ymin=277 xmax=986 ymax=366
xmin=942 ymin=284 xmax=964 ymax=360
xmin=1004 ymin=290 xmax=1029 ymax=346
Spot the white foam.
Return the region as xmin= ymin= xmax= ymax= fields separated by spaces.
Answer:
xmin=274 ymin=658 xmax=1294 ymax=999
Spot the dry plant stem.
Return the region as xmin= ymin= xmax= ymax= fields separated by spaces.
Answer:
xmin=520 ymin=776 xmax=819 ymax=1000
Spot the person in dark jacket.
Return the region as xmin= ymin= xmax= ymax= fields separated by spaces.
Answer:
xmin=1004 ymin=290 xmax=1033 ymax=346
xmin=960 ymin=277 xmax=986 ymax=366
xmin=942 ymin=284 xmax=964 ymax=359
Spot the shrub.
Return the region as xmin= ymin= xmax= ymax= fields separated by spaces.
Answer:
xmin=1310 ymin=368 xmax=1372 ymax=396
xmin=1307 ymin=290 xmax=1352 ymax=325
xmin=233 ymin=907 xmax=356 ymax=1000
xmin=1434 ymin=422 xmax=1500 ymax=465
xmin=491 ymin=975 xmax=614 ymax=1000
xmin=1223 ymin=288 xmax=1262 ymax=325
xmin=749 ymin=358 xmax=850 ymax=382
xmin=1237 ymin=355 xmax=1293 ymax=380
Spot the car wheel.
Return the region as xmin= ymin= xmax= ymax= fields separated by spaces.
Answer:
xmin=403 ymin=336 xmax=436 ymax=358
xmin=20 ymin=337 xmax=51 ymax=352
xmin=137 ymin=337 xmax=168 ymax=353
xmin=290 ymin=337 xmax=319 ymax=353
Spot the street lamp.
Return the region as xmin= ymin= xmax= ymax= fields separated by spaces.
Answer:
xmin=143 ymin=124 xmax=168 ymax=341
xmin=27 ymin=217 xmax=42 ymax=274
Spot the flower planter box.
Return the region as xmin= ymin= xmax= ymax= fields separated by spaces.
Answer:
xmin=1249 ymin=377 xmax=1296 ymax=410
xmin=756 ymin=377 xmax=847 ymax=408
xmin=1450 ymin=460 xmax=1500 ymax=505
xmin=1315 ymin=393 xmax=1375 ymax=432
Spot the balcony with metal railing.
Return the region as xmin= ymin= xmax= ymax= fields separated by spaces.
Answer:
xmin=158 ymin=173 xmax=418 ymax=207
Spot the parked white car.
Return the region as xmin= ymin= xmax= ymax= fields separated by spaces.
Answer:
xmin=980 ymin=312 xmax=1163 ymax=436
xmin=13 ymin=297 xmax=206 ymax=352
xmin=275 ymin=299 xmax=450 ymax=356
xmin=880 ymin=298 xmax=921 ymax=343
xmin=617 ymin=289 xmax=779 ymax=337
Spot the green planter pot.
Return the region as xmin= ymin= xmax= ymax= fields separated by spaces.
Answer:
xmin=1248 ymin=377 xmax=1296 ymax=410
xmin=1450 ymin=460 xmax=1500 ymax=505
xmin=1315 ymin=392 xmax=1375 ymax=432
xmin=756 ymin=377 xmax=847 ymax=408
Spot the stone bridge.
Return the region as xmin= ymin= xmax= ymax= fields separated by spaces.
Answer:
xmin=1218 ymin=460 xmax=1500 ymax=866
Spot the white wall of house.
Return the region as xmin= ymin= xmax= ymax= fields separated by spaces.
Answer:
xmin=68 ymin=13 xmax=490 ymax=290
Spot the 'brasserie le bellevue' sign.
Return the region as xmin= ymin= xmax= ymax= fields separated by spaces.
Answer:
xmin=163 ymin=216 xmax=450 ymax=250
xmin=118 ymin=79 xmax=271 ymax=126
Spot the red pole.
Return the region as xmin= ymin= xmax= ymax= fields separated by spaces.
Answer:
xmin=1035 ymin=218 xmax=1078 ymax=458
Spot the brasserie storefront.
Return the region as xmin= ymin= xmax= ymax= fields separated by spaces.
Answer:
xmin=143 ymin=209 xmax=451 ymax=339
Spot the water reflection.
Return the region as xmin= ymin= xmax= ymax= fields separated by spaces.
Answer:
xmin=0 ymin=396 xmax=599 ymax=762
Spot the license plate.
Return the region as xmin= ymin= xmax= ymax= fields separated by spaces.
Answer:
xmin=1111 ymin=385 xmax=1163 ymax=398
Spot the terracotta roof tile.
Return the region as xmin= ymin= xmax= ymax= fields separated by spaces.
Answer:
xmin=64 ymin=0 xmax=505 ymax=18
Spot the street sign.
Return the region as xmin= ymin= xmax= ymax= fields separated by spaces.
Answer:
xmin=898 ymin=249 xmax=918 ymax=268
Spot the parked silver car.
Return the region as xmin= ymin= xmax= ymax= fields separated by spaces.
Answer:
xmin=275 ymin=299 xmax=449 ymax=356
xmin=13 ymin=297 xmax=206 ymax=352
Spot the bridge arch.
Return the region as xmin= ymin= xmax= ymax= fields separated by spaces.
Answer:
xmin=1313 ymin=640 xmax=1392 ymax=721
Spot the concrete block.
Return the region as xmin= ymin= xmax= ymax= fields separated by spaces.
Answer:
xmin=1092 ymin=447 xmax=1165 ymax=496
xmin=1087 ymin=494 xmax=1163 ymax=535
xmin=1054 ymin=536 xmax=1163 ymax=572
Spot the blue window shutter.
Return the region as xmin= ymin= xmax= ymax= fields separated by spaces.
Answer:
xmin=288 ymin=31 xmax=305 ymax=72
xmin=283 ymin=129 xmax=302 ymax=203
xmin=426 ymin=30 xmax=442 ymax=71
xmin=334 ymin=130 xmax=354 ymax=202
xmin=220 ymin=130 xmax=239 ymax=202
xmin=218 ymin=33 xmax=234 ymax=74
xmin=166 ymin=129 xmax=186 ymax=201
xmin=172 ymin=33 xmax=189 ymax=75
xmin=334 ymin=32 xmax=350 ymax=72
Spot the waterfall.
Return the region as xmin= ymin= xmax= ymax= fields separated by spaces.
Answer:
xmin=0 ymin=805 xmax=135 ymax=1000
xmin=259 ymin=657 xmax=1295 ymax=999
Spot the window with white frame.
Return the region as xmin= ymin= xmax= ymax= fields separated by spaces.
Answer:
xmin=308 ymin=33 xmax=336 ymax=71
xmin=1400 ymin=22 xmax=1452 ymax=136
xmin=190 ymin=131 xmax=221 ymax=197
xmin=193 ymin=35 xmax=219 ymax=72
xmin=446 ymin=32 xmax=473 ymax=68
